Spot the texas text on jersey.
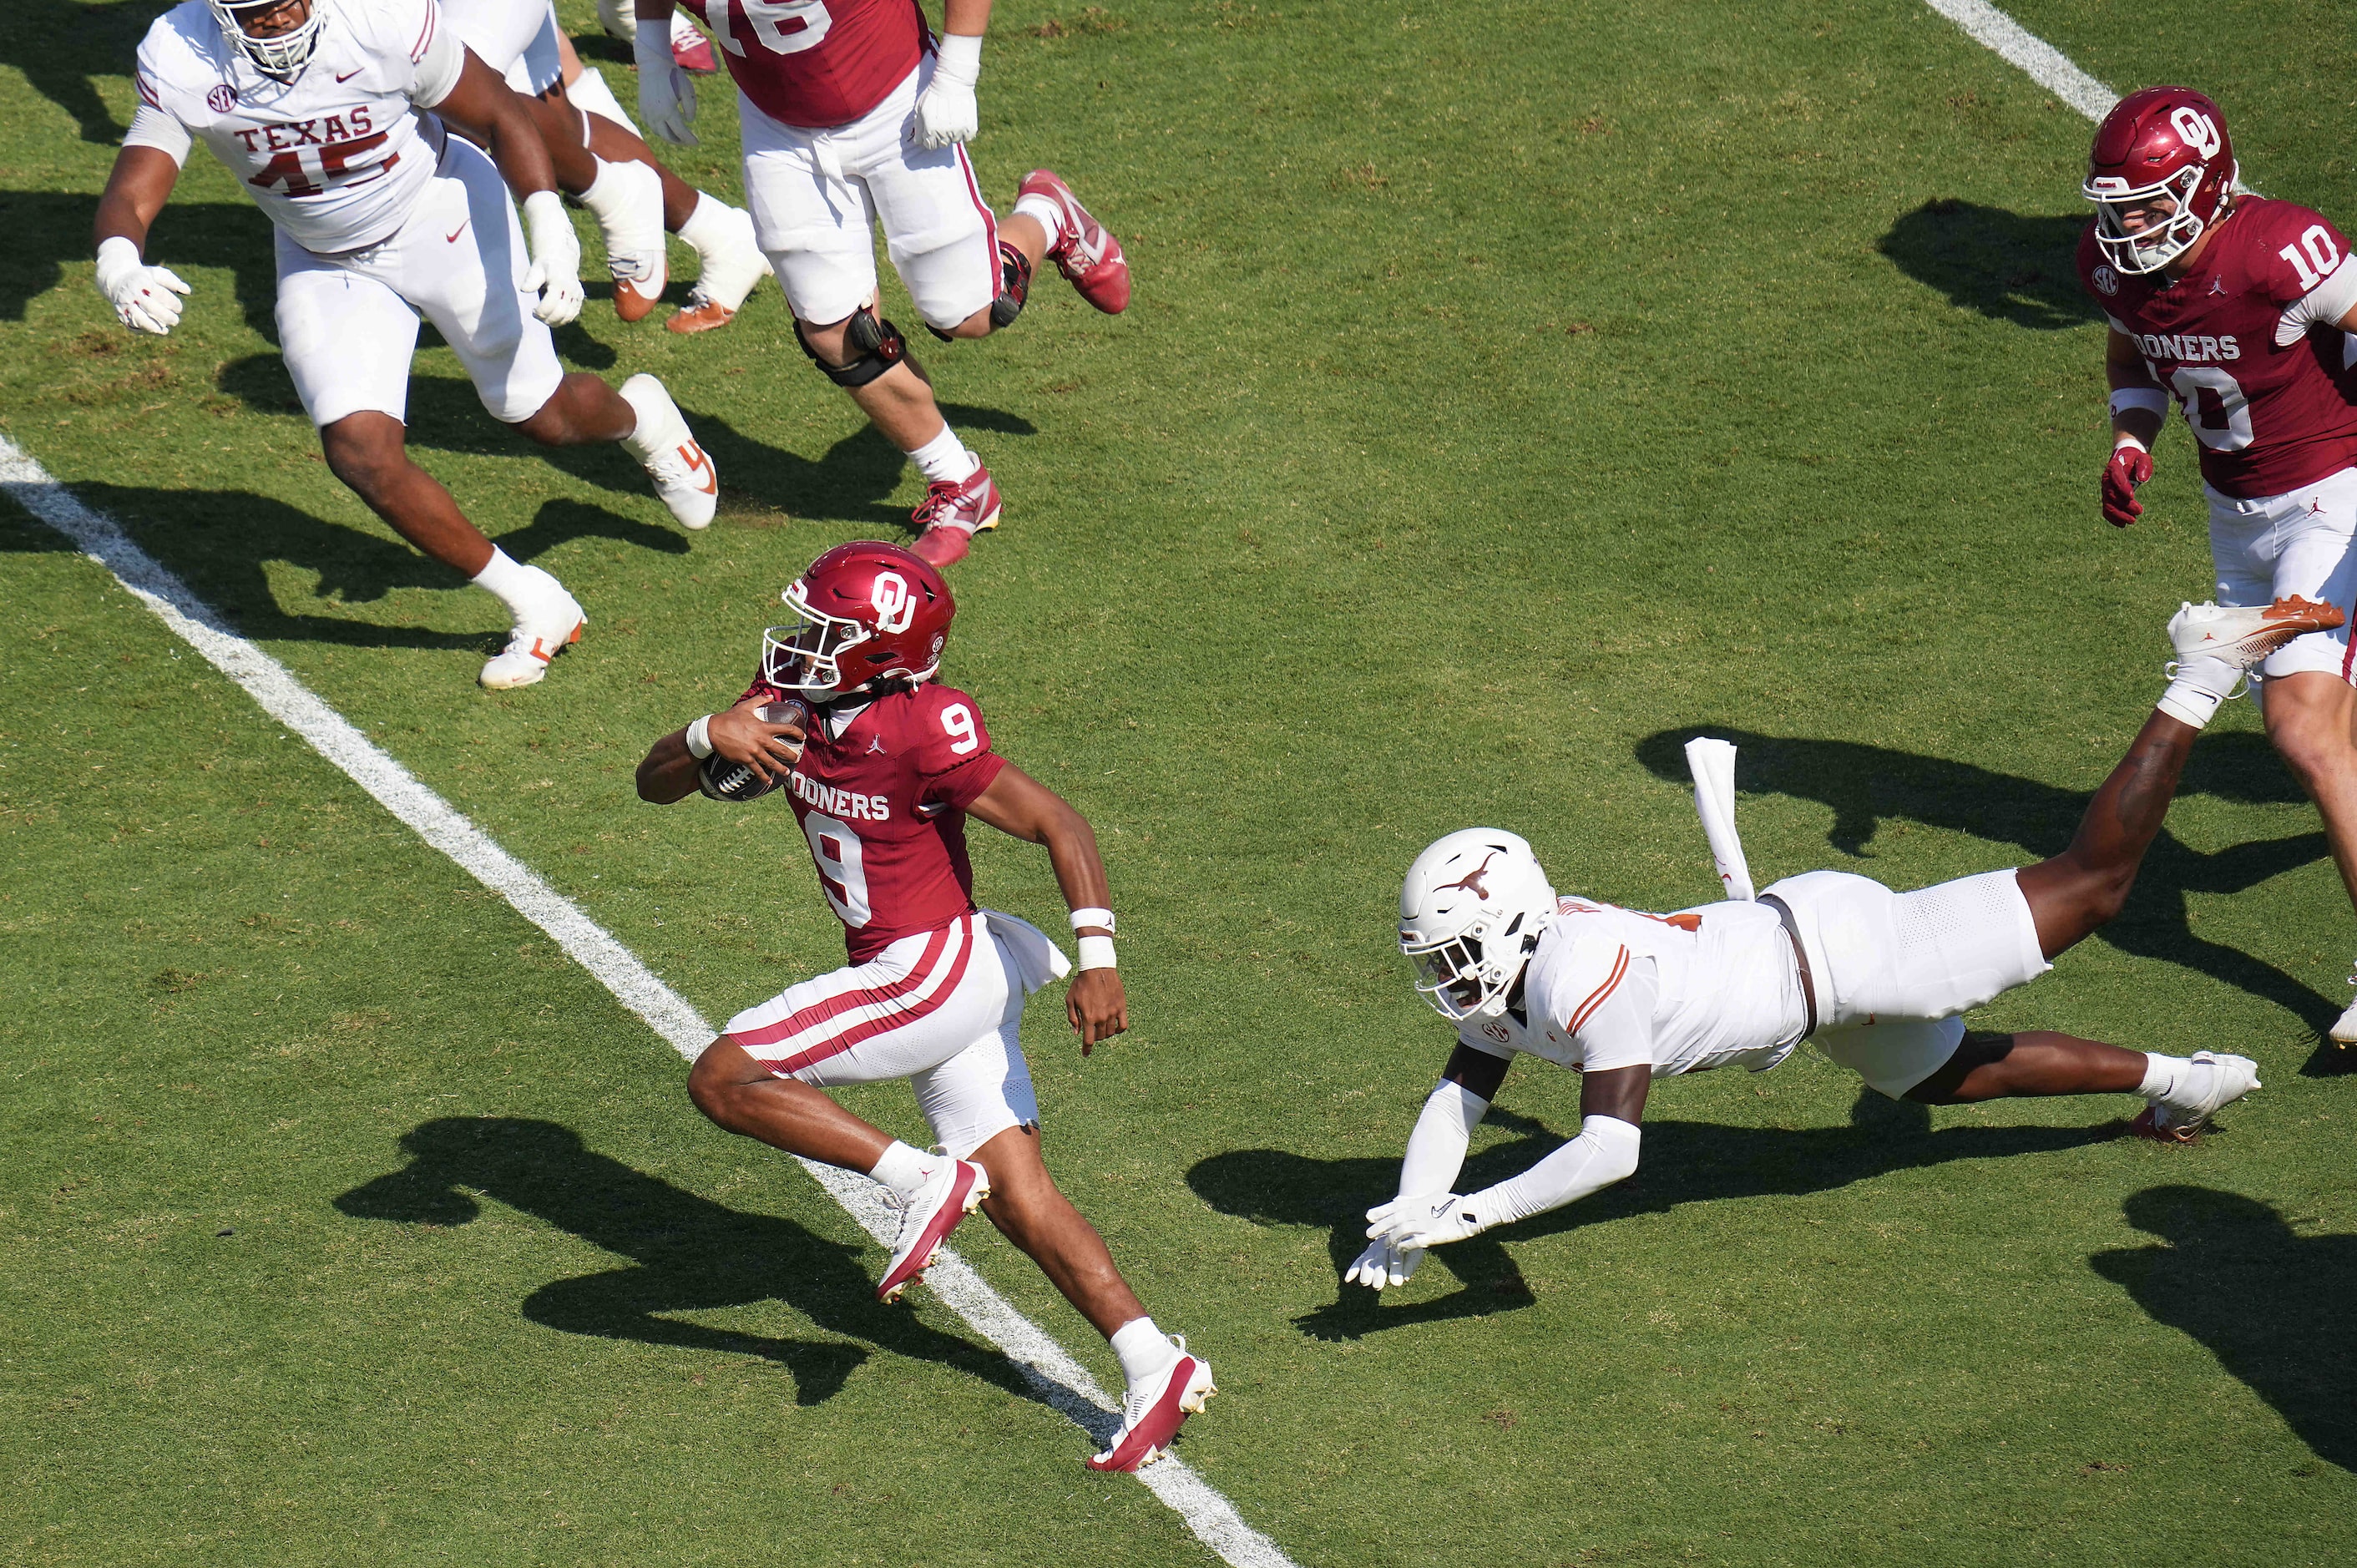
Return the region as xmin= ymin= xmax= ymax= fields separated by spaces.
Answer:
xmin=129 ymin=0 xmax=460 ymax=255
xmin=686 ymin=0 xmax=928 ymax=129
xmin=746 ymin=676 xmax=1005 ymax=960
xmin=2079 ymin=197 xmax=2357 ymax=498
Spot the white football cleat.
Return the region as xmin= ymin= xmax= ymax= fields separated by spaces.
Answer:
xmin=619 ymin=374 xmax=718 ymax=530
xmin=666 ymin=203 xmax=767 ymax=335
xmin=479 ymin=583 xmax=585 ymax=690
xmin=1086 ymin=1338 xmax=1214 ymax=1472
xmin=2330 ymin=974 xmax=2357 ymax=1045
xmin=2132 ymin=1050 xmax=2260 ymax=1143
xmin=2168 ymin=596 xmax=2345 ymax=672
xmin=877 ymin=1158 xmax=989 ymax=1303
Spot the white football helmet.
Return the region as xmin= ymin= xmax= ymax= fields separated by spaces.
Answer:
xmin=1399 ymin=828 xmax=1556 ymax=1021
xmin=210 ymin=0 xmax=327 ymax=79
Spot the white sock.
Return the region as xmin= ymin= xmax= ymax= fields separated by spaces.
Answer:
xmin=868 ymin=1140 xmax=943 ymax=1200
xmin=2156 ymin=682 xmax=2225 ymax=731
xmin=907 ymin=423 xmax=980 ymax=485
xmin=675 ymin=191 xmax=737 ymax=257
xmin=1014 ymin=192 xmax=1065 ymax=241
xmin=1110 ymin=1316 xmax=1176 ymax=1384
xmin=2137 ymin=1053 xmax=2186 ymax=1104
xmin=618 ymin=374 xmax=685 ymax=461
xmin=579 ymin=159 xmax=664 ymax=278
xmin=470 ymin=548 xmax=547 ymax=620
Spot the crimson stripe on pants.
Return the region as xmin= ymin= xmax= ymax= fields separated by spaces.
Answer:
xmin=726 ymin=918 xmax=959 ymax=1050
xmin=772 ymin=919 xmax=979 ymax=1076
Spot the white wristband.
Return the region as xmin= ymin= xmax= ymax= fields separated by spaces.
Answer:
xmin=933 ymin=30 xmax=982 ymax=86
xmin=2114 ymin=432 xmax=2150 ymax=453
xmin=1069 ymin=907 xmax=1115 ymax=933
xmin=1075 ymin=934 xmax=1116 ymax=972
xmin=2109 ymin=387 xmax=2168 ymax=420
xmin=685 ymin=715 xmax=715 ymax=759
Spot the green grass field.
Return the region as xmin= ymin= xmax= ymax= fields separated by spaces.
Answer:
xmin=5 ymin=1 xmax=2356 ymax=1562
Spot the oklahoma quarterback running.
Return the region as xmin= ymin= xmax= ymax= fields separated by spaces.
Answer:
xmin=94 ymin=0 xmax=721 ymax=690
xmin=2077 ymin=87 xmax=2357 ymax=1039
xmin=634 ymin=542 xmax=1211 ymax=1471
xmin=630 ymin=0 xmax=1133 ymax=564
xmin=1347 ymin=599 xmax=2335 ymax=1290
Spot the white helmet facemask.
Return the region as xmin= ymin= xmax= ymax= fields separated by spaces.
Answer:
xmin=210 ymin=0 xmax=326 ymax=79
xmin=1398 ymin=828 xmax=1557 ymax=1022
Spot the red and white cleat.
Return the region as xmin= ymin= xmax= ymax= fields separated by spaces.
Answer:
xmin=1086 ymin=1339 xmax=1215 ymax=1473
xmin=671 ymin=13 xmax=719 ymax=73
xmin=877 ymin=1158 xmax=989 ymax=1303
xmin=910 ymin=466 xmax=1002 ymax=567
xmin=1019 ymin=169 xmax=1130 ymax=315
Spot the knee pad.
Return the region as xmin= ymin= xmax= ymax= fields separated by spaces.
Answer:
xmin=797 ymin=306 xmax=908 ymax=388
xmin=990 ymin=239 xmax=1032 ymax=330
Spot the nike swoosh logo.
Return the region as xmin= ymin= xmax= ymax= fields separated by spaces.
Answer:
xmin=446 ymin=220 xmax=468 ymax=243
xmin=336 ymin=68 xmax=362 ymax=83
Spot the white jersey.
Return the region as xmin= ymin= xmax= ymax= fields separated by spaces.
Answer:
xmin=1457 ymin=895 xmax=1807 ymax=1078
xmin=127 ymin=0 xmax=465 ymax=255
xmin=439 ymin=0 xmax=558 ymax=89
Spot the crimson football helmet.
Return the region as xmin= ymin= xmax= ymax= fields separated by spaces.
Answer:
xmin=2083 ymin=86 xmax=2238 ymax=275
xmin=761 ymin=542 xmax=954 ymax=701
xmin=209 ymin=0 xmax=326 ymax=78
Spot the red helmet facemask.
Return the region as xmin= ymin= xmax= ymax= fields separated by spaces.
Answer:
xmin=761 ymin=541 xmax=955 ymax=701
xmin=2083 ymin=86 xmax=2238 ymax=276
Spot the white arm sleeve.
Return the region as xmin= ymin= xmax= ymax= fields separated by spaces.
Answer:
xmin=408 ymin=6 xmax=468 ymax=108
xmin=122 ymin=101 xmax=192 ymax=164
xmin=1396 ymin=1080 xmax=1486 ymax=1198
xmin=2277 ymin=264 xmax=2357 ymax=345
xmin=1460 ymin=1115 xmax=1641 ymax=1228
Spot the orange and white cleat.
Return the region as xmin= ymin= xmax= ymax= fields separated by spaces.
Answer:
xmin=2168 ymin=596 xmax=2346 ymax=671
xmin=619 ymin=374 xmax=718 ymax=530
xmin=480 ymin=585 xmax=585 ymax=691
xmin=666 ymin=203 xmax=767 ymax=336
xmin=1018 ymin=169 xmax=1130 ymax=315
xmin=878 ymin=1158 xmax=989 ymax=1303
xmin=1086 ymin=1339 xmax=1215 ymax=1472
xmin=2132 ymin=1050 xmax=2259 ymax=1142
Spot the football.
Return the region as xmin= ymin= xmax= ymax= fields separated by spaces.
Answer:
xmin=695 ymin=702 xmax=807 ymax=802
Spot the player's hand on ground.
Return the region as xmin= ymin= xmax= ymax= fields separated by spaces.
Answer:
xmin=1343 ymin=1233 xmax=1423 ymax=1291
xmin=2102 ymin=440 xmax=2153 ymax=527
xmin=1367 ymin=1192 xmax=1485 ymax=1253
xmin=708 ymin=697 xmax=806 ymax=782
xmin=94 ymin=239 xmax=190 ymax=336
xmin=520 ymin=191 xmax=585 ymax=326
xmin=1067 ymin=967 xmax=1127 ymax=1055
xmin=635 ymin=20 xmax=701 ymax=144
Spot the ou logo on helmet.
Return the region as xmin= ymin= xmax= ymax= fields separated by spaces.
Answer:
xmin=870 ymin=571 xmax=915 ymax=633
xmin=2170 ymin=106 xmax=2221 ymax=160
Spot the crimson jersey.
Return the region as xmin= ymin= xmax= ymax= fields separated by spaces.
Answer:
xmin=2079 ymin=198 xmax=2357 ymax=498
xmin=683 ymin=0 xmax=928 ymax=129
xmin=751 ymin=680 xmax=1006 ymax=962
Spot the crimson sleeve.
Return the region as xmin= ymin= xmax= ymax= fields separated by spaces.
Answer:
xmin=913 ymin=688 xmax=1004 ymax=811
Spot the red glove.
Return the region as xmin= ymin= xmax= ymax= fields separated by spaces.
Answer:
xmin=2102 ymin=440 xmax=2154 ymax=528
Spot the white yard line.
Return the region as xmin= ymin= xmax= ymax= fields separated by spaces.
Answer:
xmin=0 ymin=432 xmax=1298 ymax=1568
xmin=1919 ymin=0 xmax=2116 ymax=120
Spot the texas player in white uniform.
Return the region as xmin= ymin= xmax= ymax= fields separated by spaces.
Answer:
xmin=1346 ymin=599 xmax=2338 ymax=1289
xmin=630 ymin=0 xmax=1134 ymax=565
xmin=93 ymin=0 xmax=720 ymax=690
xmin=437 ymin=0 xmax=766 ymax=330
xmin=633 ymin=541 xmax=1214 ymax=1472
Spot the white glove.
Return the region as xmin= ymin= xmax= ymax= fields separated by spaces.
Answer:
xmin=911 ymin=33 xmax=980 ymax=149
xmin=1343 ymin=1233 xmax=1424 ymax=1291
xmin=94 ymin=236 xmax=190 ymax=336
xmin=1367 ymin=1191 xmax=1490 ymax=1253
xmin=520 ymin=190 xmax=584 ymax=326
xmin=635 ymin=18 xmax=699 ymax=145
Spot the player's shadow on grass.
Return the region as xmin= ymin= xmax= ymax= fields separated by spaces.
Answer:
xmin=0 ymin=191 xmax=280 ymax=331
xmin=4 ymin=2 xmax=175 ymax=144
xmin=335 ymin=1117 xmax=1034 ymax=1408
xmin=215 ymin=357 xmax=1035 ymax=535
xmin=2090 ymin=1186 xmax=2357 ymax=1473
xmin=1191 ymin=1093 xmax=2106 ymax=1341
xmin=1878 ymin=200 xmax=2102 ymax=331
xmin=1635 ymin=726 xmax=2350 ymax=1075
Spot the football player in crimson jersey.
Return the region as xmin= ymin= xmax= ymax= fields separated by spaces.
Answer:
xmin=634 ymin=542 xmax=1213 ymax=1472
xmin=629 ymin=0 xmax=1132 ymax=565
xmin=2077 ymin=87 xmax=2357 ymax=1041
xmin=1347 ymin=600 xmax=2341 ymax=1292
xmin=94 ymin=0 xmax=721 ymax=690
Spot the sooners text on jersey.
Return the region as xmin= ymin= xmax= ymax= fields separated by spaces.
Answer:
xmin=134 ymin=0 xmax=448 ymax=255
xmin=684 ymin=0 xmax=928 ymax=129
xmin=758 ymin=680 xmax=1006 ymax=961
xmin=2079 ymin=197 xmax=2357 ymax=498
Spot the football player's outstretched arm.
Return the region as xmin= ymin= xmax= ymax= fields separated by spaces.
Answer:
xmin=963 ymin=763 xmax=1128 ymax=1051
xmin=1344 ymin=1044 xmax=1510 ymax=1289
xmin=636 ymin=696 xmax=807 ymax=803
xmin=92 ymin=147 xmax=190 ymax=335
